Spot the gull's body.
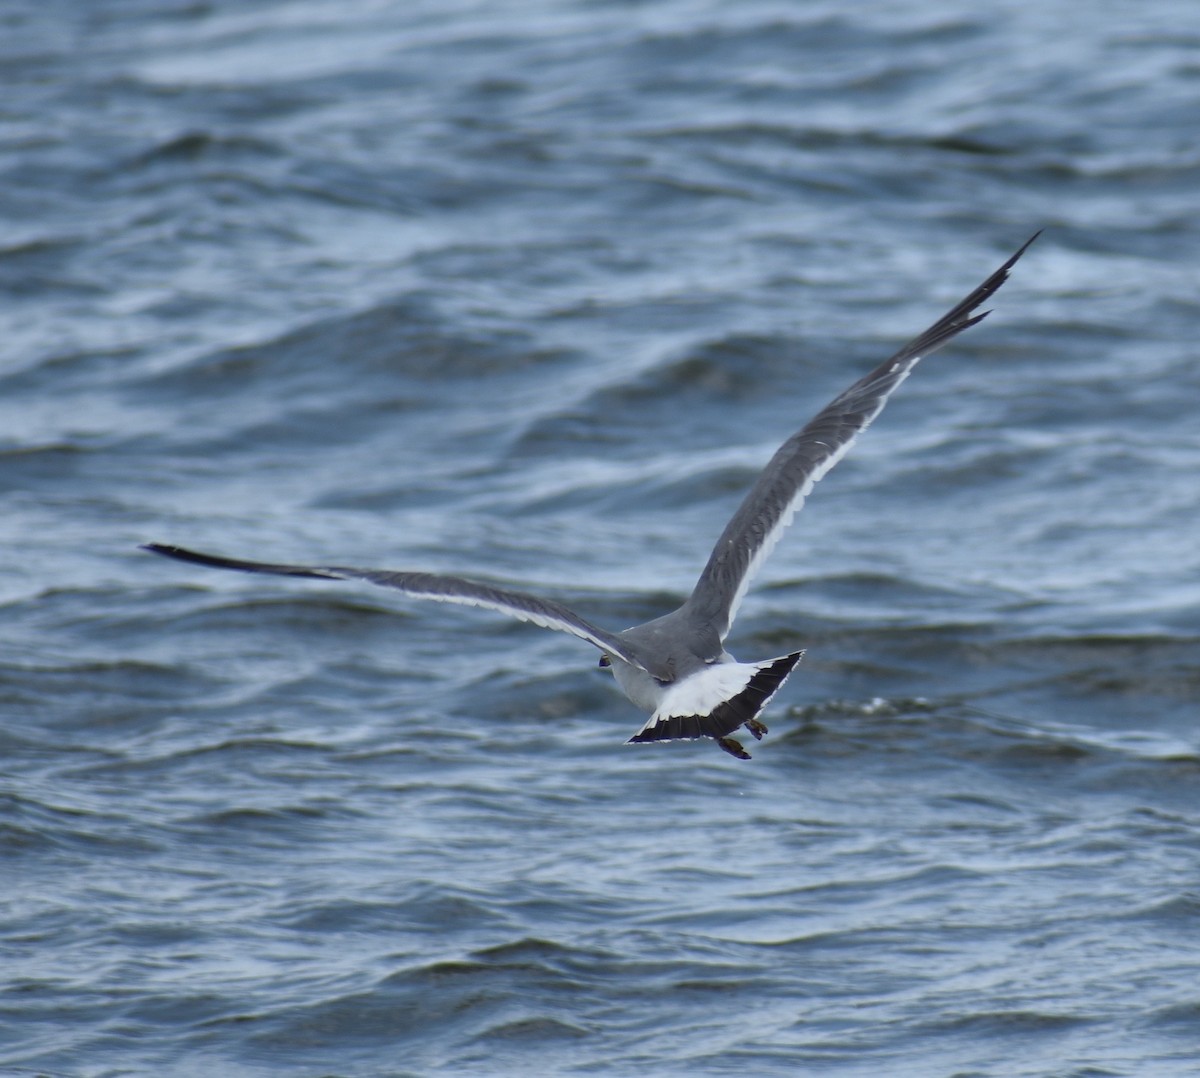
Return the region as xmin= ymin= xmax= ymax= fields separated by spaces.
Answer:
xmin=145 ymin=235 xmax=1037 ymax=759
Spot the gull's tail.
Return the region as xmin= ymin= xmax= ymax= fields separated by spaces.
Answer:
xmin=627 ymin=650 xmax=805 ymax=745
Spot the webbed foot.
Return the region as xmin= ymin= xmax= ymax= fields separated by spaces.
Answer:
xmin=744 ymin=717 xmax=768 ymax=741
xmin=717 ymin=736 xmax=751 ymax=760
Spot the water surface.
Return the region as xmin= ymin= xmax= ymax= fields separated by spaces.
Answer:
xmin=2 ymin=2 xmax=1199 ymax=1075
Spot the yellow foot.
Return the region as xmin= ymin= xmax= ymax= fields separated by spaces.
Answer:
xmin=717 ymin=737 xmax=751 ymax=760
xmin=744 ymin=718 xmax=768 ymax=741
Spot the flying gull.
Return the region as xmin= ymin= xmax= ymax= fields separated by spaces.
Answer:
xmin=144 ymin=233 xmax=1038 ymax=759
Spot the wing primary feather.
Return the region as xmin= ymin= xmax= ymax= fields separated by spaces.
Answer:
xmin=139 ymin=543 xmax=652 ymax=673
xmin=686 ymin=232 xmax=1039 ymax=639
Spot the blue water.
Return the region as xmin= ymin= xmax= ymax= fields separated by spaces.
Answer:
xmin=3 ymin=2 xmax=1200 ymax=1075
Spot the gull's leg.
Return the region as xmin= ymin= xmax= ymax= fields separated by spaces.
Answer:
xmin=744 ymin=718 xmax=767 ymax=741
xmin=717 ymin=737 xmax=751 ymax=760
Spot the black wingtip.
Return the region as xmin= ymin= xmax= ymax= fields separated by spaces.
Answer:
xmin=141 ymin=542 xmax=205 ymax=564
xmin=1001 ymin=230 xmax=1042 ymax=273
xmin=139 ymin=541 xmax=349 ymax=580
xmin=879 ymin=230 xmax=1040 ymax=365
xmin=979 ymin=230 xmax=1041 ymax=301
xmin=975 ymin=229 xmax=1041 ymax=311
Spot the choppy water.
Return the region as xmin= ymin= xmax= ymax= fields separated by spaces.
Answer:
xmin=3 ymin=2 xmax=1200 ymax=1075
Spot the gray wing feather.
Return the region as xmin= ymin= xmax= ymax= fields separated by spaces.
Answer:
xmin=685 ymin=233 xmax=1040 ymax=640
xmin=141 ymin=543 xmax=655 ymax=673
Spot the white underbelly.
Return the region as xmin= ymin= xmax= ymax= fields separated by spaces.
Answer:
xmin=608 ymin=659 xmax=666 ymax=713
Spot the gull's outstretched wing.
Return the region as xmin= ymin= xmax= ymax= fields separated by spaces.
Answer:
xmin=141 ymin=543 xmax=656 ymax=674
xmin=685 ymin=233 xmax=1039 ymax=641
